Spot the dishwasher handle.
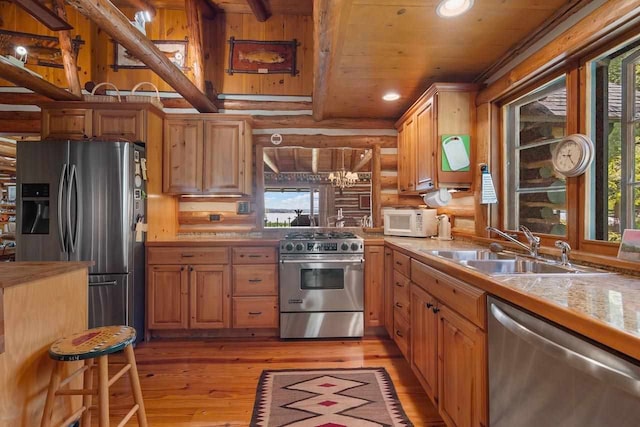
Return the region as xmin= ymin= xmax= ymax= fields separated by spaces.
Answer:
xmin=490 ymin=303 xmax=640 ymax=398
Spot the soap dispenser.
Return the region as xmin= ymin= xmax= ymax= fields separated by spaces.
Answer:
xmin=437 ymin=214 xmax=452 ymax=240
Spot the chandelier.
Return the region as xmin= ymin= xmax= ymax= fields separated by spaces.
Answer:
xmin=328 ymin=149 xmax=359 ymax=190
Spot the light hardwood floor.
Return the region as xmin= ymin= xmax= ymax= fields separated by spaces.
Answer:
xmin=101 ymin=337 xmax=444 ymax=426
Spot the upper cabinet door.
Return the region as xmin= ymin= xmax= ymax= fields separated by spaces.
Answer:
xmin=415 ymin=97 xmax=436 ymax=191
xmin=93 ymin=109 xmax=144 ymax=141
xmin=398 ymin=117 xmax=417 ymax=194
xmin=203 ymin=120 xmax=248 ymax=194
xmin=41 ymin=108 xmax=92 ymax=140
xmin=163 ymin=119 xmax=204 ymax=194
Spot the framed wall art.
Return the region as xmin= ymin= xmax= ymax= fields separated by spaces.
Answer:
xmin=0 ymin=29 xmax=84 ymax=69
xmin=111 ymin=39 xmax=188 ymax=71
xmin=227 ymin=37 xmax=299 ymax=75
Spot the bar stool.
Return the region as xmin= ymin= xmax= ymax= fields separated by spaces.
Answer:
xmin=40 ymin=325 xmax=148 ymax=427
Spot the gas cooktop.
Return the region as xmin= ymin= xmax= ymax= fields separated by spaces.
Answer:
xmin=280 ymin=231 xmax=363 ymax=254
xmin=283 ymin=231 xmax=358 ymax=240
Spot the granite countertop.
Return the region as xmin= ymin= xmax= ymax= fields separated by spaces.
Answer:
xmin=385 ymin=236 xmax=640 ymax=361
xmin=0 ymin=262 xmax=93 ymax=289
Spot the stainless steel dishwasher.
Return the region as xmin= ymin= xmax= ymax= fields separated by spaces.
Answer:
xmin=488 ymin=296 xmax=640 ymax=427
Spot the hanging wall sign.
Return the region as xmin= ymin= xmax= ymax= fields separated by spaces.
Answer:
xmin=227 ymin=37 xmax=299 ymax=75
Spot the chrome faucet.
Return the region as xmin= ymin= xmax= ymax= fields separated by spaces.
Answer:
xmin=486 ymin=225 xmax=540 ymax=258
xmin=555 ymin=240 xmax=571 ymax=266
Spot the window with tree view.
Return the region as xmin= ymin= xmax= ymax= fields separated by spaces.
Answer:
xmin=505 ymin=77 xmax=567 ymax=236
xmin=588 ymin=39 xmax=640 ymax=242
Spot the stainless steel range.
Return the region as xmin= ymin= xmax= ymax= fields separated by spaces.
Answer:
xmin=279 ymin=231 xmax=364 ymax=339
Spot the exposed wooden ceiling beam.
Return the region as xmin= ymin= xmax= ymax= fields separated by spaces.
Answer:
xmin=123 ymin=0 xmax=156 ymax=18
xmin=274 ymin=150 xmax=281 ymax=171
xmin=66 ymin=0 xmax=217 ymax=113
xmin=311 ymin=148 xmax=319 ymax=174
xmin=263 ymin=151 xmax=280 ymax=173
xmin=293 ymin=148 xmax=301 ymax=172
xmin=52 ymin=0 xmax=82 ymax=96
xmin=312 ymin=0 xmax=347 ymax=120
xmin=349 ymin=149 xmax=358 ymax=171
xmin=198 ymin=0 xmax=218 ymax=20
xmin=246 ymin=0 xmax=271 ymax=22
xmin=0 ymin=61 xmax=80 ymax=101
xmin=186 ymin=0 xmax=205 ymax=92
xmin=353 ymin=149 xmax=372 ymax=172
xmin=12 ymin=0 xmax=73 ymax=30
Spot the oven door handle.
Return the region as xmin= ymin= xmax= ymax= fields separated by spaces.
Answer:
xmin=280 ymin=258 xmax=365 ymax=264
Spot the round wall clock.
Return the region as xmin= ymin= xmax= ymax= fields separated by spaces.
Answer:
xmin=551 ymin=134 xmax=595 ymax=177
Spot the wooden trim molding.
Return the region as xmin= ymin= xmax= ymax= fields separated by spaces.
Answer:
xmin=478 ymin=0 xmax=640 ymax=105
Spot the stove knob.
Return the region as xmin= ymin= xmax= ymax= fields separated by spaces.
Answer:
xmin=341 ymin=243 xmax=349 ymax=251
xmin=295 ymin=243 xmax=304 ymax=251
xmin=285 ymin=243 xmax=294 ymax=252
xmin=351 ymin=243 xmax=360 ymax=251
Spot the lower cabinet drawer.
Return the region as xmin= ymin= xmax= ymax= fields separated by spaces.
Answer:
xmin=148 ymin=247 xmax=229 ymax=265
xmin=232 ymin=297 xmax=278 ymax=328
xmin=394 ymin=310 xmax=410 ymax=358
xmin=394 ymin=283 xmax=410 ymax=320
xmin=233 ymin=265 xmax=278 ymax=296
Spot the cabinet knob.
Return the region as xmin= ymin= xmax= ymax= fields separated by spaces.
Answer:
xmin=395 ymin=330 xmax=404 ymax=338
xmin=395 ymin=302 xmax=403 ymax=309
xmin=248 ymin=278 xmax=263 ymax=283
xmin=180 ymin=266 xmax=185 ymax=271
xmin=426 ymin=302 xmax=433 ymax=309
xmin=248 ymin=311 xmax=262 ymax=315
xmin=432 ymin=307 xmax=440 ymax=314
xmin=189 ymin=266 xmax=194 ymax=272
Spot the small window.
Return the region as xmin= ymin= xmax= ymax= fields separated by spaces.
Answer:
xmin=587 ymin=39 xmax=640 ymax=242
xmin=504 ymin=77 xmax=568 ymax=235
xmin=264 ymin=188 xmax=319 ymax=227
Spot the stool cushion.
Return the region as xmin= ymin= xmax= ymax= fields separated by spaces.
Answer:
xmin=49 ymin=325 xmax=136 ymax=361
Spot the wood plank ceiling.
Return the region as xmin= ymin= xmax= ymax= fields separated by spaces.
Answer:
xmin=316 ymin=0 xmax=571 ymax=119
xmin=263 ymin=147 xmax=372 ymax=173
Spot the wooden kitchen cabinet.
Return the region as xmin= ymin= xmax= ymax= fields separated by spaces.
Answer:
xmin=365 ymin=245 xmax=385 ymax=327
xmin=41 ymin=108 xmax=92 ymax=139
xmin=148 ymin=264 xmax=189 ymax=329
xmin=410 ymin=283 xmax=439 ymax=404
xmin=163 ymin=119 xmax=203 ymax=193
xmin=384 ymin=247 xmax=394 ymax=337
xmin=163 ymin=115 xmax=253 ymax=195
xmin=395 ymin=83 xmax=478 ymax=192
xmin=93 ymin=109 xmax=144 ymax=141
xmin=189 ymin=264 xmax=230 ymax=329
xmin=41 ymin=102 xmax=161 ymax=141
xmin=438 ymin=305 xmax=486 ymax=427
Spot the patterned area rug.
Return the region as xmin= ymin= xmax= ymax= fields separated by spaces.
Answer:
xmin=250 ymin=368 xmax=414 ymax=426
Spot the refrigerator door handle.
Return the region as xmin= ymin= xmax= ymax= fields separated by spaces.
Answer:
xmin=57 ymin=163 xmax=68 ymax=253
xmin=67 ymin=164 xmax=79 ymax=253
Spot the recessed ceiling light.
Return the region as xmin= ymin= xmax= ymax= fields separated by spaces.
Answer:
xmin=436 ymin=0 xmax=474 ymax=18
xmin=382 ymin=93 xmax=400 ymax=101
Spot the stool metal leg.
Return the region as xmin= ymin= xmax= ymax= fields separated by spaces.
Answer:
xmin=81 ymin=359 xmax=94 ymax=427
xmin=41 ymin=362 xmax=63 ymax=427
xmin=124 ymin=345 xmax=148 ymax=427
xmin=98 ymin=355 xmax=110 ymax=427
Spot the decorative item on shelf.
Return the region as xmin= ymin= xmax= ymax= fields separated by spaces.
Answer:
xmin=329 ymin=148 xmax=359 ymax=190
xmin=551 ymin=133 xmax=595 ymax=177
xmin=227 ymin=37 xmax=299 ymax=76
xmin=83 ymin=82 xmax=121 ymax=103
xmin=264 ymin=172 xmax=371 ymax=185
xmin=111 ymin=39 xmax=188 ymax=71
xmin=125 ymin=81 xmax=163 ymax=109
xmin=422 ymin=188 xmax=451 ymax=207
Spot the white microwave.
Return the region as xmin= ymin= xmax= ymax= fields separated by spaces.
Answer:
xmin=383 ymin=208 xmax=437 ymax=237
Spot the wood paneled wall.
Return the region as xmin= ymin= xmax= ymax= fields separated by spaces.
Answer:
xmin=0 ymin=2 xmax=93 ymax=88
xmin=92 ymin=7 xmax=194 ymax=91
xmin=205 ymin=13 xmax=314 ymax=96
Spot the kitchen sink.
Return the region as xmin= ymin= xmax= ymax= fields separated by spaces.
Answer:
xmin=421 ymin=249 xmax=517 ymax=261
xmin=423 ymin=249 xmax=610 ymax=276
xmin=461 ymin=259 xmax=573 ymax=275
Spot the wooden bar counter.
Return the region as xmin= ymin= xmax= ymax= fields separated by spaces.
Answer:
xmin=0 ymin=262 xmax=91 ymax=427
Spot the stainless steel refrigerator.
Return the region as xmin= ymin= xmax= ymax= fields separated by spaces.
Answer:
xmin=16 ymin=140 xmax=146 ymax=340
